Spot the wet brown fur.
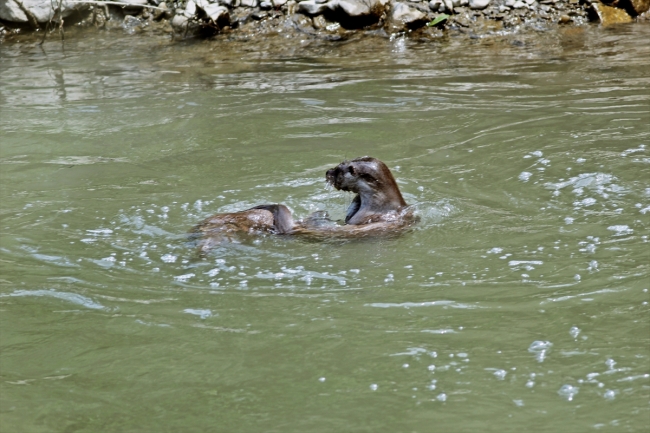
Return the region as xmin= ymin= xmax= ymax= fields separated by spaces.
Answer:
xmin=192 ymin=157 xmax=416 ymax=248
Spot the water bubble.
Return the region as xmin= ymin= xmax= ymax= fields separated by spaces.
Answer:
xmin=569 ymin=326 xmax=581 ymax=339
xmin=605 ymin=358 xmax=616 ymax=370
xmin=607 ymin=225 xmax=633 ymax=236
xmin=603 ymin=390 xmax=616 ymax=400
xmin=493 ymin=369 xmax=507 ymax=380
xmin=402 ymin=364 xmax=410 ymax=369
xmin=183 ymin=309 xmax=212 ymax=319
xmin=519 ymin=172 xmax=533 ymax=182
xmin=513 ymin=399 xmax=524 ymax=407
xmin=525 ymin=380 xmax=535 ymax=388
xmin=428 ymin=365 xmax=436 ymax=372
xmin=528 ymin=341 xmax=553 ymax=362
xmin=369 ymin=384 xmax=378 ymax=391
xmin=558 ymin=384 xmax=579 ymax=401
xmin=436 ymin=393 xmax=447 ymax=402
xmin=564 ymin=217 xmax=574 ymax=225
xmin=174 ymin=273 xmax=195 ymax=282
xmin=161 ymin=254 xmax=177 ymax=263
xmin=574 ymin=274 xmax=581 ymax=281
xmin=319 ymin=377 xmax=326 ymax=383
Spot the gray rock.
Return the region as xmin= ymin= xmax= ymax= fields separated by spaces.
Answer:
xmin=388 ymin=1 xmax=427 ymax=30
xmin=298 ymin=0 xmax=330 ymax=14
xmin=154 ymin=2 xmax=172 ymax=20
xmin=428 ymin=0 xmax=442 ymax=9
xmin=512 ymin=0 xmax=526 ymax=7
xmin=219 ymin=0 xmax=241 ymax=6
xmin=260 ymin=0 xmax=273 ymax=8
xmin=197 ymin=0 xmax=229 ymax=22
xmin=171 ymin=13 xmax=190 ymax=27
xmin=442 ymin=0 xmax=454 ymax=12
xmin=185 ymin=0 xmax=197 ymax=16
xmin=240 ymin=0 xmax=259 ymax=7
xmin=327 ymin=0 xmax=388 ymax=18
xmin=273 ymin=0 xmax=288 ymax=5
xmin=0 ymin=0 xmax=88 ymax=24
xmin=468 ymin=0 xmax=489 ymax=9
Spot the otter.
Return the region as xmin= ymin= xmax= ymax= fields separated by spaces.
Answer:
xmin=191 ymin=157 xmax=416 ymax=248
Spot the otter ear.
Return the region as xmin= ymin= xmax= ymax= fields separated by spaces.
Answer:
xmin=348 ymin=166 xmax=356 ymax=175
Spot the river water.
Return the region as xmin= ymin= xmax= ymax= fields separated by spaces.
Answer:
xmin=1 ymin=24 xmax=649 ymax=432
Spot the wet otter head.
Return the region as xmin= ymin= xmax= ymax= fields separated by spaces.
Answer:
xmin=326 ymin=157 xmax=408 ymax=224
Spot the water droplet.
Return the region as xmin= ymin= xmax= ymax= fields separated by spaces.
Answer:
xmin=603 ymin=390 xmax=616 ymax=400
xmin=558 ymin=384 xmax=579 ymax=401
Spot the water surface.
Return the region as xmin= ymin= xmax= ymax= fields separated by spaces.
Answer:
xmin=1 ymin=24 xmax=649 ymax=432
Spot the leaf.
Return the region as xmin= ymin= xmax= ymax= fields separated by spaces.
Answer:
xmin=427 ymin=14 xmax=450 ymax=27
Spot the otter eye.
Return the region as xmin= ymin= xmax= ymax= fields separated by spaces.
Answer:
xmin=348 ymin=166 xmax=355 ymax=175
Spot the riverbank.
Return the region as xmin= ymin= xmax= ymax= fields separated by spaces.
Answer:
xmin=0 ymin=0 xmax=648 ymax=43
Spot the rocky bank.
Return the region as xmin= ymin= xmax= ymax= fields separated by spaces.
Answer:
xmin=0 ymin=0 xmax=648 ymax=41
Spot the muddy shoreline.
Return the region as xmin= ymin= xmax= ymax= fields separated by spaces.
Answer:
xmin=0 ymin=0 xmax=648 ymax=44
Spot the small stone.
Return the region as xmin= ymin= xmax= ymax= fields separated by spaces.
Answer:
xmin=312 ymin=13 xmax=328 ymax=27
xmin=388 ymin=1 xmax=428 ymax=30
xmin=629 ymin=0 xmax=650 ymax=14
xmin=273 ymin=0 xmax=288 ymax=5
xmin=171 ymin=13 xmax=189 ymax=27
xmin=589 ymin=2 xmax=633 ymax=23
xmin=200 ymin=3 xmax=230 ymax=22
xmin=469 ymin=0 xmax=490 ymax=8
xmin=504 ymin=0 xmax=515 ymax=6
xmin=558 ymin=13 xmax=570 ymax=22
xmin=154 ymin=2 xmax=173 ymax=20
xmin=443 ymin=0 xmax=454 ymax=12
xmin=327 ymin=0 xmax=388 ymax=18
xmin=513 ymin=0 xmax=526 ymax=7
xmin=524 ymin=0 xmax=535 ymax=4
xmin=185 ymin=0 xmax=197 ymax=16
xmin=298 ymin=0 xmax=330 ymax=14
xmin=429 ymin=0 xmax=443 ymax=9
xmin=240 ymin=0 xmax=259 ymax=7
xmin=260 ymin=0 xmax=273 ymax=8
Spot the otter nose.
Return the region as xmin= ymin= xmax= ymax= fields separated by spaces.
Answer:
xmin=326 ymin=167 xmax=337 ymax=179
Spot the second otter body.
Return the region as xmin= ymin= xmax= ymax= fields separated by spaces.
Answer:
xmin=192 ymin=157 xmax=416 ymax=246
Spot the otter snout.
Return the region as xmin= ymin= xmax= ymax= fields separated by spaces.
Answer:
xmin=326 ymin=166 xmax=343 ymax=190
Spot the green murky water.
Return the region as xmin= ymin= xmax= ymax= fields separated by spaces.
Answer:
xmin=1 ymin=24 xmax=649 ymax=432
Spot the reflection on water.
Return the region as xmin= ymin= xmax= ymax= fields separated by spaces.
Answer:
xmin=1 ymin=24 xmax=649 ymax=432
